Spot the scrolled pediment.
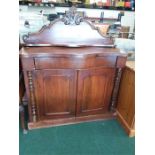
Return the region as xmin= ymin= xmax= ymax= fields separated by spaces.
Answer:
xmin=22 ymin=6 xmax=114 ymax=47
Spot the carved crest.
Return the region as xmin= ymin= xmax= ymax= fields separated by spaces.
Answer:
xmin=62 ymin=6 xmax=84 ymax=25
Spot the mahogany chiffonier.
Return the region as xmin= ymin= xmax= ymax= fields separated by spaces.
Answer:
xmin=20 ymin=7 xmax=127 ymax=130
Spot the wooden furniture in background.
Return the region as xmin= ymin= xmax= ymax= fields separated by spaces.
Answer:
xmin=119 ymin=26 xmax=130 ymax=38
xmin=116 ymin=61 xmax=135 ymax=137
xmin=20 ymin=6 xmax=127 ymax=130
xmin=95 ymin=24 xmax=110 ymax=35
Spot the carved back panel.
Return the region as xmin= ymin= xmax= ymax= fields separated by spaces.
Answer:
xmin=22 ymin=7 xmax=114 ymax=47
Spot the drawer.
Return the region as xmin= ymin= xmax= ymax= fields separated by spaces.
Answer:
xmin=34 ymin=56 xmax=116 ymax=69
xmin=35 ymin=57 xmax=83 ymax=69
xmin=95 ymin=55 xmax=116 ymax=67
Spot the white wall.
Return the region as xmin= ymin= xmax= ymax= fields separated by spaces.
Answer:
xmin=121 ymin=11 xmax=135 ymax=33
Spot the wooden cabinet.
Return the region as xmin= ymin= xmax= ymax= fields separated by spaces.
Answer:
xmin=20 ymin=10 xmax=127 ymax=129
xmin=20 ymin=47 xmax=127 ymax=129
xmin=116 ymin=63 xmax=135 ymax=137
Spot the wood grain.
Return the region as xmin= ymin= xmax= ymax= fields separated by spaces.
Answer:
xmin=33 ymin=69 xmax=77 ymax=120
xmin=116 ymin=66 xmax=135 ymax=137
xmin=77 ymin=67 xmax=116 ymax=116
xmin=28 ymin=113 xmax=115 ymax=129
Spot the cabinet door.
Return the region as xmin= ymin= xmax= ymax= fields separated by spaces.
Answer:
xmin=34 ymin=69 xmax=77 ymax=120
xmin=77 ymin=67 xmax=115 ymax=116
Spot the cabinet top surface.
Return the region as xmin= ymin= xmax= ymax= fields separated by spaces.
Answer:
xmin=20 ymin=46 xmax=126 ymax=58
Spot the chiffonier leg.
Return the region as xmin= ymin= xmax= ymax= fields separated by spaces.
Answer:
xmin=19 ymin=104 xmax=28 ymax=134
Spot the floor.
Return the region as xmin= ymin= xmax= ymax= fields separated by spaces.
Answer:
xmin=19 ymin=119 xmax=135 ymax=155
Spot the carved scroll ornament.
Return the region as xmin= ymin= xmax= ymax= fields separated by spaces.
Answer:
xmin=63 ymin=6 xmax=84 ymax=25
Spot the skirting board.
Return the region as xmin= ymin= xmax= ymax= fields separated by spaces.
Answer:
xmin=116 ymin=110 xmax=135 ymax=137
xmin=28 ymin=113 xmax=115 ymax=130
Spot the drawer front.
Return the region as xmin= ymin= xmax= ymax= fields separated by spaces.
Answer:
xmin=35 ymin=57 xmax=82 ymax=69
xmin=95 ymin=56 xmax=116 ymax=67
xmin=35 ymin=56 xmax=116 ymax=69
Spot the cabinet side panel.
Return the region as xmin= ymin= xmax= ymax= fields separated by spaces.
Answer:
xmin=117 ymin=67 xmax=135 ymax=127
